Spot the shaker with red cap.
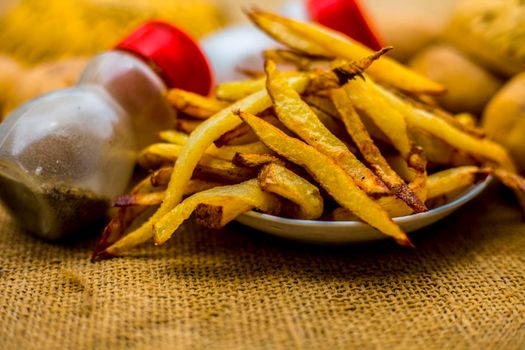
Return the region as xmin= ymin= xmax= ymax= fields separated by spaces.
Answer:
xmin=202 ymin=0 xmax=382 ymax=82
xmin=0 ymin=21 xmax=212 ymax=239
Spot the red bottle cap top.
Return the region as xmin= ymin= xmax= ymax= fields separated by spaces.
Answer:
xmin=116 ymin=21 xmax=213 ymax=95
xmin=307 ymin=0 xmax=383 ymax=50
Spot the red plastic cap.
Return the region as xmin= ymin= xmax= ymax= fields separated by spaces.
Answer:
xmin=116 ymin=21 xmax=213 ymax=95
xmin=307 ymin=0 xmax=383 ymax=50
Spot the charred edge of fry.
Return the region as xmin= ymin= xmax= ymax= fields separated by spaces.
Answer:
xmin=195 ymin=203 xmax=225 ymax=229
xmin=150 ymin=167 xmax=173 ymax=187
xmin=232 ymin=152 xmax=285 ymax=168
xmin=176 ymin=119 xmax=202 ymax=133
xmin=214 ymin=122 xmax=257 ymax=147
xmin=332 ymin=47 xmax=393 ymax=85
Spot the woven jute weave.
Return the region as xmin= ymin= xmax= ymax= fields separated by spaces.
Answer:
xmin=1 ymin=183 xmax=524 ymax=350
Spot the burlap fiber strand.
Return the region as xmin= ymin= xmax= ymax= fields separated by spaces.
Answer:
xmin=1 ymin=183 xmax=524 ymax=350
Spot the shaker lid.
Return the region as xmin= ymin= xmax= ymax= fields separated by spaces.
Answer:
xmin=307 ymin=0 xmax=383 ymax=50
xmin=116 ymin=21 xmax=213 ymax=95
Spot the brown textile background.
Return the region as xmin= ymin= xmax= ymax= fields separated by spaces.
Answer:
xmin=1 ymin=183 xmax=524 ymax=350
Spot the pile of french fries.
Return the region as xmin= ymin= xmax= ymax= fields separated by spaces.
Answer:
xmin=93 ymin=10 xmax=525 ymax=259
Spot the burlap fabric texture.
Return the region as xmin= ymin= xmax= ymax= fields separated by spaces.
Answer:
xmin=1 ymin=183 xmax=524 ymax=350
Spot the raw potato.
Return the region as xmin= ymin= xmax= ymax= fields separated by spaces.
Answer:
xmin=444 ymin=0 xmax=525 ymax=77
xmin=409 ymin=44 xmax=502 ymax=115
xmin=483 ymin=73 xmax=525 ymax=174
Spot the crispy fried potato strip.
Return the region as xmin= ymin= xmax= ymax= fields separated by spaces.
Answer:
xmin=166 ymin=88 xmax=230 ymax=119
xmin=215 ymin=77 xmax=265 ymax=101
xmin=195 ymin=200 xmax=255 ymax=229
xmin=372 ymin=81 xmax=516 ymax=171
xmin=331 ymin=88 xmax=427 ymax=213
xmin=158 ymin=130 xmax=189 ymax=145
xmin=137 ymin=143 xmax=257 ymax=182
xmin=153 ymin=179 xmax=281 ymax=245
xmin=265 ymin=60 xmax=389 ymax=195
xmin=103 ymin=76 xmax=309 ymax=256
xmin=238 ymin=111 xmax=411 ymax=246
xmin=247 ymin=9 xmax=445 ymax=95
xmin=258 ymin=163 xmax=323 ymax=220
xmin=233 ymin=153 xmax=284 ymax=168
xmin=176 ymin=119 xmax=202 ymax=133
xmin=426 ymin=166 xmax=483 ymax=199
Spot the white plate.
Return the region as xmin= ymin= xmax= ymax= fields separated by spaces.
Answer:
xmin=236 ymin=177 xmax=491 ymax=244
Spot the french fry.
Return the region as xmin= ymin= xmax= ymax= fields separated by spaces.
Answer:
xmin=248 ymin=9 xmax=445 ymax=95
xmin=166 ymin=88 xmax=230 ymax=119
xmin=214 ymin=114 xmax=286 ymax=147
xmin=238 ymin=111 xmax=411 ymax=246
xmin=374 ymin=81 xmax=516 ymax=171
xmin=214 ymin=77 xmax=265 ymax=101
xmin=137 ymin=143 xmax=257 ymax=182
xmin=158 ymin=130 xmax=189 ymax=145
xmin=195 ymin=200 xmax=255 ymax=229
xmin=331 ymin=88 xmax=427 ymax=213
xmin=265 ymin=60 xmax=389 ymax=195
xmin=426 ymin=166 xmax=482 ymax=198
xmin=233 ymin=153 xmax=284 ymax=168
xmin=153 ymin=179 xmax=281 ymax=245
xmin=103 ymin=76 xmax=310 ymax=256
xmin=175 ymin=118 xmax=202 ymax=133
xmin=258 ymin=163 xmax=323 ymax=220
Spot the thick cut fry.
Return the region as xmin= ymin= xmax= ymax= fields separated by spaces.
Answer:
xmin=374 ymin=81 xmax=516 ymax=171
xmin=176 ymin=118 xmax=202 ymax=133
xmin=214 ymin=77 xmax=265 ymax=101
xmin=233 ymin=153 xmax=284 ymax=168
xmin=265 ymin=60 xmax=389 ymax=195
xmin=248 ymin=10 xmax=445 ymax=95
xmin=159 ymin=130 xmax=189 ymax=145
xmin=303 ymin=95 xmax=339 ymax=118
xmin=104 ymin=76 xmax=309 ymax=256
xmin=259 ymin=163 xmax=323 ymax=220
xmin=137 ymin=143 xmax=257 ymax=182
xmin=334 ymin=166 xmax=484 ymax=220
xmin=195 ymin=200 xmax=254 ymax=229
xmin=113 ymin=179 xmax=225 ymax=207
xmin=264 ymin=49 xmax=326 ymax=70
xmin=426 ymin=166 xmax=481 ymax=199
xmin=331 ymin=88 xmax=427 ymax=213
xmin=215 ymin=114 xmax=285 ymax=147
xmin=153 ymin=179 xmax=281 ymax=245
xmin=166 ymin=88 xmax=230 ymax=119
xmin=343 ymin=77 xmax=412 ymax=158
xmin=238 ymin=111 xmax=410 ymax=246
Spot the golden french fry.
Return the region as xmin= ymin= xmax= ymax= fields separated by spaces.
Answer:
xmin=233 ymin=153 xmax=284 ymax=168
xmin=166 ymin=88 xmax=230 ymax=119
xmin=331 ymin=88 xmax=427 ymax=213
xmin=153 ymin=179 xmax=281 ymax=245
xmin=373 ymin=80 xmax=516 ymax=171
xmin=215 ymin=114 xmax=286 ymax=147
xmin=238 ymin=111 xmax=411 ymax=246
xmin=104 ymin=76 xmax=310 ymax=256
xmin=195 ymin=200 xmax=255 ymax=229
xmin=248 ymin=9 xmax=445 ymax=95
xmin=426 ymin=166 xmax=482 ymax=198
xmin=343 ymin=77 xmax=413 ymax=158
xmin=265 ymin=60 xmax=389 ymax=195
xmin=158 ymin=130 xmax=189 ymax=145
xmin=176 ymin=118 xmax=202 ymax=133
xmin=258 ymin=163 xmax=323 ymax=220
xmin=214 ymin=77 xmax=265 ymax=101
xmin=137 ymin=143 xmax=257 ymax=182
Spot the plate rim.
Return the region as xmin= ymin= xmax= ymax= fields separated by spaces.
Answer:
xmin=238 ymin=175 xmax=492 ymax=227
